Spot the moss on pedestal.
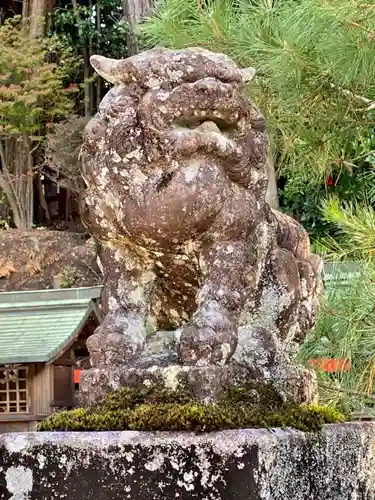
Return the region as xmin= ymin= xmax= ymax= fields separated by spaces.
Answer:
xmin=38 ymin=382 xmax=346 ymax=433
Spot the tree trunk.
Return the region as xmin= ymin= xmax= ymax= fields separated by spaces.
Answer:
xmin=123 ymin=0 xmax=154 ymax=55
xmin=88 ymin=0 xmax=94 ymax=116
xmin=0 ymin=137 xmax=35 ymax=230
xmin=70 ymin=0 xmax=92 ymax=118
xmin=38 ymin=173 xmax=50 ymax=223
xmin=96 ymin=1 xmax=102 ymax=109
xmin=46 ymin=0 xmax=56 ymax=31
xmin=83 ymin=48 xmax=91 ymax=119
xmin=22 ymin=0 xmax=32 ymax=20
xmin=29 ymin=0 xmax=48 ymax=38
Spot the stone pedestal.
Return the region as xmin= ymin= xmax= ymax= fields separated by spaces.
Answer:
xmin=1 ymin=423 xmax=375 ymax=499
xmin=79 ymin=363 xmax=256 ymax=405
xmin=79 ymin=326 xmax=317 ymax=407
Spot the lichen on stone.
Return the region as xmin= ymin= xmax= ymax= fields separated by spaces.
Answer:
xmin=38 ymin=383 xmax=345 ymax=433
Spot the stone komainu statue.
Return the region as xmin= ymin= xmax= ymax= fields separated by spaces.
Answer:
xmin=79 ymin=47 xmax=323 ymax=405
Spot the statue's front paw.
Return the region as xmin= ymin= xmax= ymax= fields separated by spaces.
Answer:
xmin=87 ymin=313 xmax=147 ymax=367
xmin=177 ymin=312 xmax=237 ymax=365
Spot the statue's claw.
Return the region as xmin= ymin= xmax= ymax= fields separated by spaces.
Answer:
xmin=177 ymin=310 xmax=237 ymax=365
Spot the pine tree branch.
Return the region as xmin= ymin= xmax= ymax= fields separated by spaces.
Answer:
xmin=348 ymin=21 xmax=375 ymax=41
xmin=319 ymin=383 xmax=375 ymax=401
xmin=330 ymin=83 xmax=375 ymax=110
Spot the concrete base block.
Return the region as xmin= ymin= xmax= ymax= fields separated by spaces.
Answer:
xmin=1 ymin=423 xmax=375 ymax=499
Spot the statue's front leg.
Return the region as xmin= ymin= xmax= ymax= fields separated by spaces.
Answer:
xmin=178 ymin=240 xmax=258 ymax=365
xmin=87 ymin=244 xmax=156 ymax=368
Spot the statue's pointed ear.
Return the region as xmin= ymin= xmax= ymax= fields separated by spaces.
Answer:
xmin=90 ymin=55 xmax=119 ymax=84
xmin=240 ymin=67 xmax=257 ymax=83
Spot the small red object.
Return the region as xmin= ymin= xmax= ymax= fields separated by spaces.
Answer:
xmin=74 ymin=369 xmax=81 ymax=384
xmin=310 ymin=358 xmax=350 ymax=373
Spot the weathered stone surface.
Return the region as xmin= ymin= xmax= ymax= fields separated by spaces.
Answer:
xmin=79 ymin=362 xmax=257 ymax=405
xmin=80 ymin=326 xmax=315 ymax=405
xmin=0 ymin=229 xmax=100 ymax=291
xmin=79 ymin=47 xmax=322 ymax=405
xmin=1 ymin=423 xmax=375 ymax=499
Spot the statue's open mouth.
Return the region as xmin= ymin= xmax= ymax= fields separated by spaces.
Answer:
xmin=153 ymin=118 xmax=236 ymax=193
xmin=174 ymin=118 xmax=235 ymax=135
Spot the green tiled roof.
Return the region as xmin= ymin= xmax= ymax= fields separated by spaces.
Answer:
xmin=0 ymin=286 xmax=103 ymax=364
xmin=324 ymin=262 xmax=361 ymax=283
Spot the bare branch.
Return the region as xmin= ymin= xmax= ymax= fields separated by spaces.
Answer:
xmin=330 ymin=83 xmax=375 ymax=110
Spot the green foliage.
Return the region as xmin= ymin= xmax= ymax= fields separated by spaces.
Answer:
xmin=278 ymin=181 xmax=333 ymax=239
xmin=60 ymin=265 xmax=78 ymax=288
xmin=45 ymin=115 xmax=88 ymax=195
xmin=320 ymin=197 xmax=375 ymax=260
xmin=300 ymin=263 xmax=375 ymax=415
xmin=38 ymin=383 xmax=346 ymax=433
xmin=0 ymin=17 xmax=81 ymax=229
xmin=0 ymin=17 xmax=80 ymax=137
xmin=51 ymin=0 xmax=128 ymax=59
xmin=318 ymin=123 xmax=375 ymax=259
xmin=279 ymin=159 xmax=375 ymax=239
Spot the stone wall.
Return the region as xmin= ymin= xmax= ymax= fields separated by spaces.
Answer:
xmin=1 ymin=423 xmax=375 ymax=499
